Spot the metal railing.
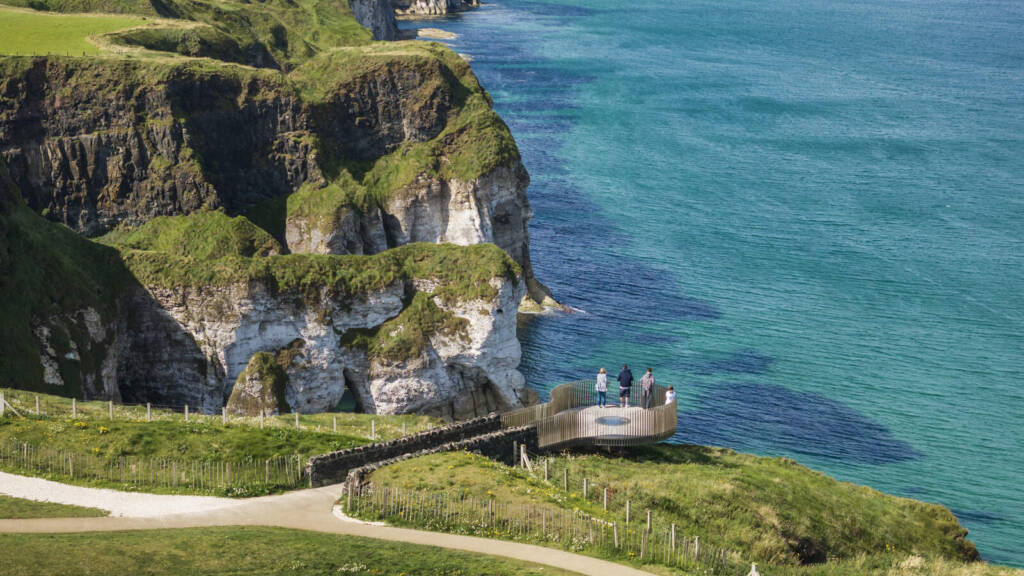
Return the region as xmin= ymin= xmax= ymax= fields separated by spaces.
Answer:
xmin=501 ymin=380 xmax=677 ymax=449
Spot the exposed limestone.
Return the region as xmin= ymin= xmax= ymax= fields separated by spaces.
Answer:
xmin=393 ymin=0 xmax=479 ymax=17
xmin=225 ymin=351 xmax=290 ymax=416
xmin=351 ymin=0 xmax=399 ymax=41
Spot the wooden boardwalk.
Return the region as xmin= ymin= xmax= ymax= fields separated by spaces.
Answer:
xmin=501 ymin=381 xmax=677 ymax=449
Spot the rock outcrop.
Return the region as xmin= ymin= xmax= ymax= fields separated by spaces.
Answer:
xmin=225 ymin=351 xmax=290 ymax=416
xmin=351 ymin=0 xmax=399 ymax=40
xmin=0 ymin=50 xmax=555 ymax=309
xmin=392 ymin=0 xmax=479 ymax=17
xmin=114 ymin=244 xmax=534 ymax=419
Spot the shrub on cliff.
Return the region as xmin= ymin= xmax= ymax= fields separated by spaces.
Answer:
xmin=226 ymin=352 xmax=291 ymax=416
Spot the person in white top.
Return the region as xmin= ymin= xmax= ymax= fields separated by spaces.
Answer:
xmin=595 ymin=368 xmax=608 ymax=407
xmin=665 ymin=385 xmax=676 ymax=405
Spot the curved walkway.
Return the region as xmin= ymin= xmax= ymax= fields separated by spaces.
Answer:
xmin=0 ymin=473 xmax=657 ymax=576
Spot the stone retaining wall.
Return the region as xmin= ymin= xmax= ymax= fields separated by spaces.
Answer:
xmin=342 ymin=426 xmax=538 ymax=490
xmin=309 ymin=415 xmax=516 ymax=487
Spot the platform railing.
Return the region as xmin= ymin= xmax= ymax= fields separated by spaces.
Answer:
xmin=501 ymin=380 xmax=678 ymax=448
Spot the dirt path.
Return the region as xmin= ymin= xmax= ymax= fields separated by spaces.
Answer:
xmin=0 ymin=474 xmax=656 ymax=576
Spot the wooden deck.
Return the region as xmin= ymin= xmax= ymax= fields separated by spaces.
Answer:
xmin=501 ymin=381 xmax=678 ymax=449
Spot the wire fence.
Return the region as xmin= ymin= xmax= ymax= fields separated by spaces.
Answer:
xmin=0 ymin=440 xmax=307 ymax=495
xmin=346 ymin=482 xmax=739 ymax=574
xmin=0 ymin=388 xmax=428 ymax=441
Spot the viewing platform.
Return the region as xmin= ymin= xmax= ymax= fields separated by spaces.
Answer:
xmin=501 ymin=380 xmax=678 ymax=449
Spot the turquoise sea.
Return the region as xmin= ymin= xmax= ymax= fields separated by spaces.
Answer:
xmin=401 ymin=0 xmax=1024 ymax=565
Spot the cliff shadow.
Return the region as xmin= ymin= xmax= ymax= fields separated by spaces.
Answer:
xmin=675 ymin=381 xmax=921 ymax=465
xmin=117 ymin=284 xmax=217 ymax=411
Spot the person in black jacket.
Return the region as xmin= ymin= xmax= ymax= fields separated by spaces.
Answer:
xmin=617 ymin=364 xmax=634 ymax=408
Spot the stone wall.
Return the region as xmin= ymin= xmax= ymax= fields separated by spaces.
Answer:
xmin=308 ymin=414 xmax=538 ymax=487
xmin=342 ymin=426 xmax=538 ymax=490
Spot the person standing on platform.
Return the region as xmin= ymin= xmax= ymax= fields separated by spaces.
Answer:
xmin=595 ymin=368 xmax=608 ymax=407
xmin=640 ymin=367 xmax=655 ymax=408
xmin=617 ymin=364 xmax=634 ymax=408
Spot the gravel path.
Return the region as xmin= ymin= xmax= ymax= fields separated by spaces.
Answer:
xmin=0 ymin=472 xmax=658 ymax=576
xmin=0 ymin=471 xmax=240 ymax=517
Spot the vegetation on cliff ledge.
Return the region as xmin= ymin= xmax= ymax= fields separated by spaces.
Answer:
xmin=362 ymin=446 xmax=990 ymax=575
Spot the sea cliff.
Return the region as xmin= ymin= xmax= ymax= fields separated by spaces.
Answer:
xmin=0 ymin=0 xmax=550 ymax=417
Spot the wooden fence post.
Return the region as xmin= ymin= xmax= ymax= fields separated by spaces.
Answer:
xmin=147 ymin=403 xmax=151 ymax=422
xmin=109 ymin=401 xmax=113 ymax=420
xmin=563 ymin=468 xmax=568 ymax=490
xmin=603 ymin=487 xmax=608 ymax=510
xmin=513 ymin=441 xmax=518 ymax=465
xmin=295 ymin=412 xmax=299 ymax=430
xmin=72 ymin=398 xmax=76 ymax=419
xmin=641 ymin=529 xmax=646 ymax=559
xmin=583 ymin=478 xmax=588 ymax=498
xmin=646 ymin=509 xmax=651 ymax=532
xmin=34 ymin=395 xmax=39 ymax=415
xmin=185 ymin=404 xmax=189 ymax=422
xmin=671 ymin=523 xmax=676 ymax=552
xmin=613 ymin=522 xmax=619 ymax=548
xmin=371 ymin=419 xmax=375 ymax=439
xmin=626 ymin=500 xmax=631 ymax=523
xmin=544 ymin=459 xmax=549 ymax=482
xmin=222 ymin=407 xmax=226 ymax=425
xmin=259 ymin=410 xmax=264 ymax=429
xmin=0 ymin=392 xmax=5 ymax=417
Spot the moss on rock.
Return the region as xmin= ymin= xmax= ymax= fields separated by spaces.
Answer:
xmin=226 ymin=351 xmax=290 ymax=416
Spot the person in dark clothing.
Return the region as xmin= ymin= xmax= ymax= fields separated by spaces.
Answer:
xmin=617 ymin=364 xmax=634 ymax=408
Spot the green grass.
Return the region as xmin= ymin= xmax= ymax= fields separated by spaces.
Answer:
xmin=0 ymin=7 xmax=147 ymax=56
xmin=116 ymin=240 xmax=519 ymax=306
xmin=0 ymin=527 xmax=581 ymax=576
xmin=0 ymin=494 xmax=107 ymax=519
xmin=341 ymin=292 xmax=469 ymax=361
xmin=0 ymin=387 xmax=441 ymax=446
xmin=362 ymin=447 xmax=993 ymax=575
xmin=0 ymin=164 xmax=132 ymax=397
xmin=97 ymin=210 xmax=283 ymax=260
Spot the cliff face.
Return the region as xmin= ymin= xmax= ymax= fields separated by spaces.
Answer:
xmin=110 ymin=240 xmax=533 ymax=419
xmin=392 ymin=0 xmax=479 ymax=17
xmin=0 ymin=5 xmax=552 ymax=416
xmin=0 ymin=49 xmax=554 ymax=307
xmin=351 ymin=0 xmax=399 ymax=40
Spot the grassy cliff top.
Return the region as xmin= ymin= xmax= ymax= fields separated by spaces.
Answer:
xmin=96 ymin=207 xmax=520 ymax=302
xmin=367 ymin=446 xmax=981 ymax=569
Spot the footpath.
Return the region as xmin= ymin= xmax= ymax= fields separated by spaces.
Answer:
xmin=0 ymin=471 xmax=657 ymax=576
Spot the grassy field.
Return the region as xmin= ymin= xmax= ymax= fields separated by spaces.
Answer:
xmin=358 ymin=447 xmax=1018 ymax=576
xmin=0 ymin=494 xmax=106 ymax=519
xmin=0 ymin=6 xmax=146 ymax=56
xmin=0 ymin=527 xmax=580 ymax=576
xmin=0 ymin=388 xmax=440 ymax=495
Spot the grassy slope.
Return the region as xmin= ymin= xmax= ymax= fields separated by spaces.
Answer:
xmin=0 ymin=6 xmax=147 ymax=56
xmin=0 ymin=527 xmax=579 ymax=576
xmin=364 ymin=447 xmax=1004 ymax=575
xmin=0 ymin=494 xmax=107 ymax=519
xmin=0 ymin=163 xmax=132 ymax=396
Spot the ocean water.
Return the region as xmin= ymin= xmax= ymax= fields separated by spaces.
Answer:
xmin=400 ymin=0 xmax=1024 ymax=565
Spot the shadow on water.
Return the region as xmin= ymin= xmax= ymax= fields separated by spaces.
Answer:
xmin=675 ymin=381 xmax=921 ymax=465
xmin=677 ymin=348 xmax=775 ymax=375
